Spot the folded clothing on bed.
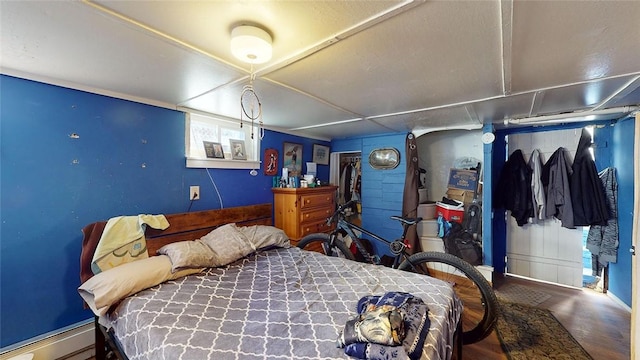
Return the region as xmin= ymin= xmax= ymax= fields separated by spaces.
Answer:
xmin=337 ymin=292 xmax=430 ymax=360
xmin=91 ymin=214 xmax=170 ymax=274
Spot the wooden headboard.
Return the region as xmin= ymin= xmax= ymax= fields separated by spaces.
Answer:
xmin=80 ymin=203 xmax=272 ymax=283
xmin=144 ymin=203 xmax=272 ymax=255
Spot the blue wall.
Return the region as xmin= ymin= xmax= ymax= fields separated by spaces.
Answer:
xmin=482 ymin=124 xmax=496 ymax=267
xmin=609 ymin=117 xmax=635 ymax=305
xmin=0 ymin=75 xmax=328 ymax=348
xmin=333 ymin=133 xmax=407 ymax=257
xmin=1 ymin=73 xmax=634 ymax=348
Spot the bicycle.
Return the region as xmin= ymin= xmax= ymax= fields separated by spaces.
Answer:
xmin=297 ymin=199 xmax=499 ymax=345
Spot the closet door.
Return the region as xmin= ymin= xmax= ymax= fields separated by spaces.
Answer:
xmin=506 ymin=129 xmax=584 ymax=287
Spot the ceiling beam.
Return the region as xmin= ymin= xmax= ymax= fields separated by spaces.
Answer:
xmin=499 ymin=0 xmax=514 ymax=96
xmin=529 ymin=90 xmax=546 ymax=117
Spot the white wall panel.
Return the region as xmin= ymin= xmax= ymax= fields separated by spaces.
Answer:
xmin=506 ymin=129 xmax=584 ymax=288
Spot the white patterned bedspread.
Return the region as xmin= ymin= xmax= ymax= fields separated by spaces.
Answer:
xmin=106 ymin=247 xmax=462 ymax=360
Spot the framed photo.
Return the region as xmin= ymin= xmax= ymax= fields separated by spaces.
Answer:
xmin=312 ymin=144 xmax=330 ymax=165
xmin=203 ymin=141 xmax=225 ymax=159
xmin=230 ymin=139 xmax=247 ymax=160
xmin=263 ymin=148 xmax=279 ymax=176
xmin=283 ymin=142 xmax=302 ymax=176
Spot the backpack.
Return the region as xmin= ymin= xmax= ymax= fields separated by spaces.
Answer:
xmin=462 ymin=202 xmax=482 ymax=235
xmin=443 ymin=222 xmax=483 ymax=266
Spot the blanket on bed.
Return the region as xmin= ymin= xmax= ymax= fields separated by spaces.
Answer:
xmin=105 ymin=247 xmax=461 ymax=360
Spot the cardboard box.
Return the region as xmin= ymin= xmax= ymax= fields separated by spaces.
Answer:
xmin=446 ymin=188 xmax=475 ymax=205
xmin=447 ymin=168 xmax=478 ymax=191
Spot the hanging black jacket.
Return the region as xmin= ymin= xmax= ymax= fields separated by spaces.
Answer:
xmin=494 ymin=149 xmax=532 ymax=226
xmin=541 ymin=147 xmax=574 ymax=229
xmin=571 ymin=128 xmax=609 ymax=226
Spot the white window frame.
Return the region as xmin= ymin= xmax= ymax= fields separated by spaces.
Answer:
xmin=185 ymin=111 xmax=261 ymax=169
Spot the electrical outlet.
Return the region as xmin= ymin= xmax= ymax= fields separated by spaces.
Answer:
xmin=189 ymin=186 xmax=200 ymax=200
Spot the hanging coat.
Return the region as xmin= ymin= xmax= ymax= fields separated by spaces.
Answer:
xmin=570 ymin=128 xmax=609 ymax=226
xmin=494 ymin=149 xmax=532 ymax=226
xmin=586 ymin=167 xmax=619 ymax=266
xmin=528 ymin=149 xmax=546 ymax=223
xmin=541 ymin=147 xmax=574 ymax=229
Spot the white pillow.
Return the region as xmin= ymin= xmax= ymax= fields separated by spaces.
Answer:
xmin=78 ymin=255 xmax=201 ymax=316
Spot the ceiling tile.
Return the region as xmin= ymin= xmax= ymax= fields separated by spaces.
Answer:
xmin=288 ymin=119 xmax=393 ymax=140
xmin=181 ymin=78 xmax=358 ymax=129
xmin=93 ymin=1 xmax=394 ymax=68
xmin=372 ymin=106 xmax=481 ymax=133
xmin=1 ymin=1 xmax=243 ymax=105
xmin=267 ymin=1 xmax=504 ymax=116
xmin=510 ymin=1 xmax=640 ymax=92
xmin=472 ymin=93 xmax=535 ymax=124
xmin=535 ymin=75 xmax=639 ymax=115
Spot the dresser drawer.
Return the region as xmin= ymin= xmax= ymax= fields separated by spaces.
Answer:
xmin=299 ymin=192 xmax=335 ymax=209
xmin=300 ymin=207 xmax=333 ymax=223
xmin=300 ymin=219 xmax=333 ymax=238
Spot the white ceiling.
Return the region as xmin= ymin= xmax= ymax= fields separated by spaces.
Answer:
xmin=2 ymin=0 xmax=639 ymax=140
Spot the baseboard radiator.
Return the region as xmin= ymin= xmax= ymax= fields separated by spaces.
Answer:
xmin=0 ymin=320 xmax=94 ymax=360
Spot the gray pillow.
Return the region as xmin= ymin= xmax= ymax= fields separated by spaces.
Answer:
xmin=157 ymin=239 xmax=218 ymax=272
xmin=237 ymin=225 xmax=290 ymax=249
xmin=200 ymin=223 xmax=256 ymax=266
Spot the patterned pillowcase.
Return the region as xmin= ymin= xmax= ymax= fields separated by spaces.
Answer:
xmin=78 ymin=255 xmax=202 ymax=316
xmin=157 ymin=239 xmax=218 ymax=272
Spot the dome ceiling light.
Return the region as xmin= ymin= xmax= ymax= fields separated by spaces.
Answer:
xmin=230 ymin=25 xmax=272 ymax=64
xmin=230 ymin=24 xmax=272 ymax=140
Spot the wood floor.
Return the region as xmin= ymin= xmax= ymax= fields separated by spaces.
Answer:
xmin=460 ymin=274 xmax=631 ymax=360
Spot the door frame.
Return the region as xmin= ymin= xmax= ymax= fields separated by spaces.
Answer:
xmin=631 ymin=113 xmax=639 ymax=359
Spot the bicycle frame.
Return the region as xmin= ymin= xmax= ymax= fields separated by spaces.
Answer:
xmin=300 ymin=201 xmax=499 ymax=346
xmin=331 ymin=216 xmax=411 ymax=269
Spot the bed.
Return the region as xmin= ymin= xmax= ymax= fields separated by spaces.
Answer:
xmin=79 ymin=204 xmax=462 ymax=360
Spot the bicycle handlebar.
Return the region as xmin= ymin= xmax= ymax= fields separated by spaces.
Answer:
xmin=327 ymin=199 xmax=358 ymax=225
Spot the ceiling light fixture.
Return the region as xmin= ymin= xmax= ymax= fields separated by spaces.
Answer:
xmin=230 ymin=25 xmax=272 ymax=64
xmin=230 ymin=24 xmax=272 ymax=140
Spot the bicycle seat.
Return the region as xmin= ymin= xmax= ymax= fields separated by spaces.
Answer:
xmin=389 ymin=216 xmax=422 ymax=226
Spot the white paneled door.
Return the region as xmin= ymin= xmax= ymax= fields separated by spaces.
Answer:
xmin=506 ymin=129 xmax=584 ymax=288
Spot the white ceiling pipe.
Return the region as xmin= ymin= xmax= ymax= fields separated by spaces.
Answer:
xmin=507 ymin=106 xmax=639 ymax=125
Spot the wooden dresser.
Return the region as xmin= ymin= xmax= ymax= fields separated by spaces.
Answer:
xmin=272 ymin=185 xmax=337 ymax=246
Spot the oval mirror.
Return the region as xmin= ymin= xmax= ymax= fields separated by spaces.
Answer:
xmin=368 ymin=148 xmax=400 ymax=170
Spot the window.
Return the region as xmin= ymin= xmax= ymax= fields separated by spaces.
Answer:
xmin=185 ymin=112 xmax=260 ymax=169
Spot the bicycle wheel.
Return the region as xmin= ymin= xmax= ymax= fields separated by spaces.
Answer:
xmin=297 ymin=233 xmax=355 ymax=260
xmin=398 ymin=251 xmax=498 ymax=345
